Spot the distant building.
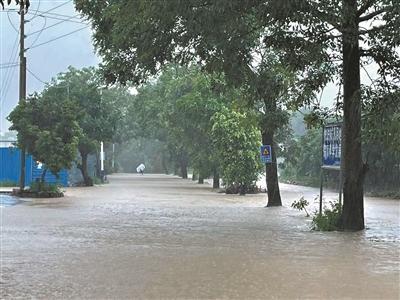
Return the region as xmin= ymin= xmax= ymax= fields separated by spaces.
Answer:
xmin=0 ymin=146 xmax=96 ymax=187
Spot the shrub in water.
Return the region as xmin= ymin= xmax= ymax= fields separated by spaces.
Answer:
xmin=291 ymin=196 xmax=310 ymax=217
xmin=30 ymin=181 xmax=61 ymax=194
xmin=312 ymin=201 xmax=342 ymax=231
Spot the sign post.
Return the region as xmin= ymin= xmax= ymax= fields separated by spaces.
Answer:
xmin=319 ymin=122 xmax=343 ymax=214
xmin=260 ymin=145 xmax=272 ymax=164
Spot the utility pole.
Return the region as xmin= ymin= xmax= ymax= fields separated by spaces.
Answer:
xmin=112 ymin=143 xmax=115 ymax=171
xmin=18 ymin=0 xmax=27 ymax=191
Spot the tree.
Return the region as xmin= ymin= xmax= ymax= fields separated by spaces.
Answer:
xmin=74 ymin=0 xmax=298 ymax=206
xmin=0 ymin=0 xmax=30 ymax=10
xmin=8 ymin=92 xmax=80 ymax=184
xmin=126 ymin=66 xmax=225 ymax=182
xmin=211 ymin=107 xmax=263 ymax=195
xmin=262 ymin=0 xmax=399 ymax=230
xmin=76 ymin=1 xmax=399 ymax=228
xmin=50 ymin=67 xmax=120 ymax=186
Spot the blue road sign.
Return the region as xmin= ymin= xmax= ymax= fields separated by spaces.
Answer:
xmin=260 ymin=145 xmax=272 ymax=163
xmin=323 ymin=123 xmax=342 ymax=167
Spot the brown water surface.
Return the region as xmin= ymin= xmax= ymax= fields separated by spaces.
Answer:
xmin=1 ymin=174 xmax=399 ymax=299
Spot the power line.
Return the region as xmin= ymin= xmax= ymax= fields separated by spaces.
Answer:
xmin=27 ymin=14 xmax=47 ymax=48
xmin=6 ymin=10 xmax=19 ymax=33
xmin=27 ymin=67 xmax=46 ymax=84
xmin=28 ymin=10 xmax=83 ymax=21
xmin=0 ymin=64 xmax=19 ymax=69
xmin=28 ymin=0 xmax=41 ymax=21
xmin=31 ymin=14 xmax=88 ymax=25
xmin=28 ymin=0 xmax=72 ymax=22
xmin=1 ymin=34 xmax=19 ymax=103
xmin=0 ymin=62 xmax=19 ymax=66
xmin=28 ymin=14 xmax=86 ymax=36
xmin=27 ymin=25 xmax=90 ymax=50
xmin=0 ymin=9 xmax=18 ymax=12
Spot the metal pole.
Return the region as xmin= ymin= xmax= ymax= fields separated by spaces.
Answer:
xmin=112 ymin=143 xmax=115 ymax=170
xmin=339 ymin=123 xmax=344 ymax=206
xmin=100 ymin=141 xmax=104 ymax=182
xmin=319 ymin=126 xmax=325 ymax=215
xmin=18 ymin=1 xmax=26 ymax=191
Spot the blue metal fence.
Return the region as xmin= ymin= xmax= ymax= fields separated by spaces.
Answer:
xmin=0 ymin=147 xmax=68 ymax=187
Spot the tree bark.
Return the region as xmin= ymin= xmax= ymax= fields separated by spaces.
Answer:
xmin=78 ymin=151 xmax=93 ymax=186
xmin=198 ymin=174 xmax=204 ymax=184
xmin=180 ymin=158 xmax=188 ymax=179
xmin=262 ymin=130 xmax=282 ymax=207
xmin=213 ymin=169 xmax=220 ymax=189
xmin=340 ymin=0 xmax=364 ymax=230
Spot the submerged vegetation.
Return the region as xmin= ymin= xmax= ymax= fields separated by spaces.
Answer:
xmin=312 ymin=202 xmax=343 ymax=232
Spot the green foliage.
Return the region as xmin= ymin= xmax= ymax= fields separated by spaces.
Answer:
xmin=0 ymin=0 xmax=30 ymax=10
xmin=280 ymin=127 xmax=322 ymax=184
xmin=47 ymin=67 xmax=125 ymax=185
xmin=211 ymin=108 xmax=263 ymax=194
xmin=281 ymin=109 xmax=400 ymax=194
xmin=57 ymin=67 xmax=117 ymax=152
xmin=115 ymin=138 xmax=168 ymax=173
xmin=0 ymin=180 xmax=17 ymax=187
xmin=291 ymin=196 xmax=310 ymax=217
xmin=125 ymin=65 xmax=230 ymax=179
xmin=29 ymin=181 xmax=61 ymax=194
xmin=76 ymin=0 xmax=399 ymax=230
xmin=8 ymin=93 xmax=81 ymax=179
xmin=312 ymin=202 xmax=342 ymax=232
xmin=91 ymin=176 xmax=103 ymax=185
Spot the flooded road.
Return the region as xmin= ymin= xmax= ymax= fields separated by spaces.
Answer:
xmin=1 ymin=174 xmax=399 ymax=299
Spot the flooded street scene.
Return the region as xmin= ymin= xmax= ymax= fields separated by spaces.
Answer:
xmin=1 ymin=0 xmax=400 ymax=299
xmin=1 ymin=174 xmax=399 ymax=299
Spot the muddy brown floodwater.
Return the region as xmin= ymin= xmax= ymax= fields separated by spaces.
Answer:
xmin=1 ymin=174 xmax=399 ymax=299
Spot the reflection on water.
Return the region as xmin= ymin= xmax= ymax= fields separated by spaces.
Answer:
xmin=0 ymin=195 xmax=20 ymax=207
xmin=1 ymin=174 xmax=399 ymax=299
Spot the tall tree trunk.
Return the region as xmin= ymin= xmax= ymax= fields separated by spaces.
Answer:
xmin=213 ymin=169 xmax=220 ymax=189
xmin=180 ymin=158 xmax=188 ymax=179
xmin=340 ymin=0 xmax=364 ymax=230
xmin=262 ymin=130 xmax=282 ymax=206
xmin=79 ymin=151 xmax=93 ymax=186
xmin=198 ymin=176 xmax=204 ymax=184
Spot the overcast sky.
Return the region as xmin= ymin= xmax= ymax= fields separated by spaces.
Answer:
xmin=0 ymin=0 xmax=99 ymax=133
xmin=1 ymin=0 xmax=380 ymax=135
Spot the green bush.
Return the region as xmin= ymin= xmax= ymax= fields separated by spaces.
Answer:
xmin=312 ymin=201 xmax=342 ymax=231
xmin=29 ymin=181 xmax=61 ymax=193
xmin=211 ymin=108 xmax=263 ymax=195
xmin=0 ymin=180 xmax=18 ymax=187
xmin=91 ymin=176 xmax=109 ymax=184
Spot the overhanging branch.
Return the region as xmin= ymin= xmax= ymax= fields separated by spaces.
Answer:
xmin=359 ymin=9 xmax=386 ymax=22
xmin=357 ymin=0 xmax=375 ymax=16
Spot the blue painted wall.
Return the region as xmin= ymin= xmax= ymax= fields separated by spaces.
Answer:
xmin=0 ymin=147 xmax=68 ymax=187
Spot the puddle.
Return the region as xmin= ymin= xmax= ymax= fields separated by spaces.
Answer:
xmin=0 ymin=194 xmax=21 ymax=207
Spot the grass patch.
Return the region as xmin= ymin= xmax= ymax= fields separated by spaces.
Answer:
xmin=91 ymin=176 xmax=109 ymax=185
xmin=0 ymin=180 xmax=18 ymax=187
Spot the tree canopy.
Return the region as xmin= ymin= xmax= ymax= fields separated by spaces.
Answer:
xmin=8 ymin=92 xmax=80 ymax=181
xmin=76 ymin=0 xmax=400 ymax=230
xmin=0 ymin=0 xmax=30 ymax=10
